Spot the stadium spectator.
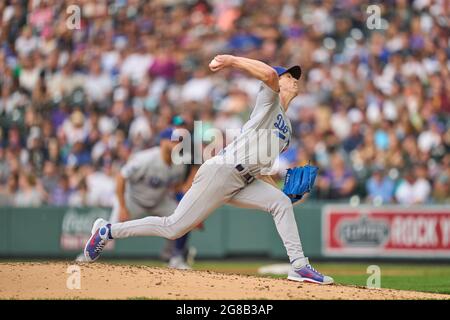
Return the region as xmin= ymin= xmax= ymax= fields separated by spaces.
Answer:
xmin=316 ymin=152 xmax=357 ymax=200
xmin=83 ymin=58 xmax=113 ymax=105
xmin=49 ymin=174 xmax=72 ymax=206
xmin=342 ymin=122 xmax=364 ymax=153
xmin=395 ymin=165 xmax=432 ymax=205
xmin=0 ymin=173 xmax=18 ymax=206
xmin=365 ymin=166 xmax=395 ymax=204
xmin=40 ymin=160 xmax=58 ymax=193
xmin=433 ymin=174 xmax=450 ymax=204
xmin=68 ymin=179 xmax=89 ymax=207
xmin=0 ymin=0 xmax=448 ymax=207
xmin=14 ymin=173 xmax=44 ymax=207
xmin=85 ymin=162 xmax=116 ymax=207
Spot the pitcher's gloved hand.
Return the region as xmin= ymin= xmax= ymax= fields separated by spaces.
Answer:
xmin=282 ymin=164 xmax=318 ymax=203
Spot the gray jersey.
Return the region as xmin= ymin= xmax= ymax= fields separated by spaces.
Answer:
xmin=220 ymin=82 xmax=292 ymax=175
xmin=121 ymin=147 xmax=187 ymax=208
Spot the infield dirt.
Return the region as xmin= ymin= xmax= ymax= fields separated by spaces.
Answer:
xmin=0 ymin=262 xmax=448 ymax=300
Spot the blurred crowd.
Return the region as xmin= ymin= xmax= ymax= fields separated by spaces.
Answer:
xmin=0 ymin=0 xmax=449 ymax=207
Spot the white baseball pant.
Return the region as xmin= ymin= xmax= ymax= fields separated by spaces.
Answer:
xmin=110 ymin=159 xmax=307 ymax=263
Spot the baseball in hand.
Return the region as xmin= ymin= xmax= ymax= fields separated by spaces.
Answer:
xmin=209 ymin=57 xmax=220 ymax=69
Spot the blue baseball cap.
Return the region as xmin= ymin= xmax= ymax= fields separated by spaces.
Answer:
xmin=159 ymin=127 xmax=175 ymax=140
xmin=272 ymin=65 xmax=302 ymax=79
xmin=159 ymin=127 xmax=182 ymax=141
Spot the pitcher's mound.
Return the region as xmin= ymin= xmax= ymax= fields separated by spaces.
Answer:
xmin=0 ymin=262 xmax=448 ymax=300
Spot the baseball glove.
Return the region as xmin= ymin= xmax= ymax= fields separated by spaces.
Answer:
xmin=282 ymin=164 xmax=318 ymax=203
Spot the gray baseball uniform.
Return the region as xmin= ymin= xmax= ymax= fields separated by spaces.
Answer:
xmin=111 ymin=82 xmax=308 ymax=264
xmin=109 ymin=147 xmax=187 ymax=223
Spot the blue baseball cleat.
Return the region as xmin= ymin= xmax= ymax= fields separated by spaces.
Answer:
xmin=84 ymin=218 xmax=111 ymax=262
xmin=288 ymin=260 xmax=334 ymax=285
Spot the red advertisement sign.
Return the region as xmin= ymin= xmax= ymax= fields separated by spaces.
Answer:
xmin=322 ymin=205 xmax=450 ymax=257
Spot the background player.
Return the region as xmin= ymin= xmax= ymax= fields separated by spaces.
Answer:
xmin=85 ymin=55 xmax=334 ymax=285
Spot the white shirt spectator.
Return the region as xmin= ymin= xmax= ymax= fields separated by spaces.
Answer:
xmin=86 ymin=171 xmax=115 ymax=207
xmin=15 ymin=35 xmax=39 ymax=57
xmin=395 ymin=178 xmax=431 ymax=204
xmin=2 ymin=90 xmax=31 ymax=114
xmin=401 ymin=59 xmax=427 ymax=83
xmin=213 ymin=113 xmax=244 ymax=133
xmin=38 ymin=31 xmax=57 ymax=55
xmin=330 ymin=112 xmax=351 ymax=139
xmin=422 ymin=57 xmax=440 ymax=75
xmin=14 ymin=189 xmax=43 ymax=207
xmin=418 ymin=129 xmax=441 ymax=153
xmin=19 ymin=67 xmax=40 ymax=92
xmin=46 ymin=71 xmax=86 ymax=100
xmin=128 ymin=116 xmax=152 ymax=142
xmin=98 ymin=116 xmax=117 ymax=135
xmin=83 ymin=73 xmax=113 ymax=103
xmin=347 ymin=108 xmax=364 ymax=123
xmin=2 ymin=4 xmax=15 ymax=23
xmin=311 ymin=6 xmax=334 ymax=35
xmin=68 ymin=190 xmax=88 ymax=207
xmin=167 ymin=83 xmax=183 ymax=106
xmin=382 ymin=99 xmax=398 ymax=121
xmin=286 ymin=94 xmax=318 ymax=120
xmin=101 ymin=50 xmax=120 ymax=74
xmin=61 ymin=117 xmax=90 ymax=145
xmin=120 ymin=53 xmax=153 ymax=83
xmin=366 ymin=101 xmax=382 ymax=124
xmin=181 ymin=76 xmax=214 ymax=102
xmin=234 ymin=77 xmax=263 ymax=105
xmin=91 ymin=140 xmax=108 ymax=163
xmin=386 ymin=35 xmax=405 ymax=52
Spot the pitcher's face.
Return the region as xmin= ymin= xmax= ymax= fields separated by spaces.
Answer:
xmin=279 ymin=72 xmax=299 ymax=96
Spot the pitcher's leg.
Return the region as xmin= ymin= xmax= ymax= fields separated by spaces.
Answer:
xmin=152 ymin=195 xmax=191 ymax=267
xmin=85 ymin=162 xmax=245 ymax=262
xmin=229 ymin=179 xmax=307 ymax=264
xmin=110 ymin=164 xmax=232 ymax=240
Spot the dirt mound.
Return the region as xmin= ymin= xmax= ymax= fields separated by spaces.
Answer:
xmin=0 ymin=262 xmax=448 ymax=300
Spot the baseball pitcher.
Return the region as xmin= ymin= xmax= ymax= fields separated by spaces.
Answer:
xmin=84 ymin=55 xmax=334 ymax=285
